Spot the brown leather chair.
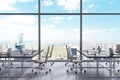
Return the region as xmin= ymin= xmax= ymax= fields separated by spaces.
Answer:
xmin=33 ymin=46 xmax=51 ymax=74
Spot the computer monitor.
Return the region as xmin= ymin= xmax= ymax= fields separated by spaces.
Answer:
xmin=109 ymin=48 xmax=114 ymax=57
xmin=7 ymin=48 xmax=12 ymax=56
xmin=71 ymin=48 xmax=77 ymax=60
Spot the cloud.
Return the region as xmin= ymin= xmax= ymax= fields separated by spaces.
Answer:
xmin=109 ymin=0 xmax=116 ymax=5
xmin=83 ymin=9 xmax=88 ymax=13
xmin=18 ymin=0 xmax=34 ymax=3
xmin=0 ymin=15 xmax=37 ymax=42
xmin=35 ymin=5 xmax=38 ymax=9
xmin=0 ymin=0 xmax=34 ymax=12
xmin=48 ymin=16 xmax=64 ymax=24
xmin=0 ymin=0 xmax=17 ymax=11
xmin=1 ymin=15 xmax=37 ymax=25
xmin=43 ymin=0 xmax=54 ymax=6
xmin=72 ymin=29 xmax=80 ymax=32
xmin=41 ymin=24 xmax=80 ymax=43
xmin=0 ymin=25 xmax=37 ymax=42
xmin=83 ymin=4 xmax=94 ymax=13
xmin=49 ymin=16 xmax=64 ymax=21
xmin=83 ymin=28 xmax=119 ymax=42
xmin=89 ymin=4 xmax=94 ymax=8
xmin=41 ymin=24 xmax=65 ymax=42
xmin=57 ymin=0 xmax=80 ymax=12
xmin=67 ymin=16 xmax=73 ymax=20
xmin=83 ymin=28 xmax=117 ymax=35
xmin=83 ymin=0 xmax=88 ymax=3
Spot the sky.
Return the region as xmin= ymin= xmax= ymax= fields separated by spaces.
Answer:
xmin=0 ymin=0 xmax=120 ymax=44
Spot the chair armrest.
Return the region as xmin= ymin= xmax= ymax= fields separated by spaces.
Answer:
xmin=76 ymin=50 xmax=89 ymax=58
xmin=33 ymin=49 xmax=44 ymax=57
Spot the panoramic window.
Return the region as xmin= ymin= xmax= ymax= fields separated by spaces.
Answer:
xmin=82 ymin=0 xmax=120 ymax=59
xmin=83 ymin=15 xmax=120 ymax=54
xmin=0 ymin=15 xmax=38 ymax=51
xmin=41 ymin=15 xmax=80 ymax=60
xmin=40 ymin=0 xmax=80 ymax=60
xmin=0 ymin=0 xmax=80 ymax=61
xmin=83 ymin=0 xmax=120 ymax=13
xmin=1 ymin=0 xmax=119 ymax=62
xmin=0 ymin=0 xmax=38 ymax=53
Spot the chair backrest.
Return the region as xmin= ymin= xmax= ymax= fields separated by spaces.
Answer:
xmin=45 ymin=46 xmax=50 ymax=62
xmin=49 ymin=45 xmax=54 ymax=57
xmin=71 ymin=48 xmax=77 ymax=56
xmin=71 ymin=48 xmax=77 ymax=60
xmin=115 ymin=44 xmax=120 ymax=54
xmin=66 ymin=45 xmax=73 ymax=62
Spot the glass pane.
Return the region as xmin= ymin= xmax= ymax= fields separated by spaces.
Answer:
xmin=83 ymin=0 xmax=120 ymax=13
xmin=0 ymin=0 xmax=38 ymax=13
xmin=41 ymin=0 xmax=80 ymax=13
xmin=0 ymin=15 xmax=38 ymax=51
xmin=83 ymin=15 xmax=120 ymax=57
xmin=41 ymin=15 xmax=80 ymax=60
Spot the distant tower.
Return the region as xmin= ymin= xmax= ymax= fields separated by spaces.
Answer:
xmin=19 ymin=33 xmax=24 ymax=45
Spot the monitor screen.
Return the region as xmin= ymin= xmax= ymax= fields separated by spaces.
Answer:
xmin=109 ymin=48 xmax=114 ymax=57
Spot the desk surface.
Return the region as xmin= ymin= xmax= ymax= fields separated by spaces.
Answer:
xmin=0 ymin=50 xmax=43 ymax=58
xmin=77 ymin=50 xmax=120 ymax=58
xmin=83 ymin=52 xmax=120 ymax=58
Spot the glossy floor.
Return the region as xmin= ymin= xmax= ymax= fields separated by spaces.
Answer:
xmin=0 ymin=62 xmax=120 ymax=80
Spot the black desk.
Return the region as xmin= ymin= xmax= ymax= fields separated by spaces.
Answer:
xmin=84 ymin=54 xmax=120 ymax=78
xmin=77 ymin=50 xmax=120 ymax=78
xmin=0 ymin=49 xmax=44 ymax=69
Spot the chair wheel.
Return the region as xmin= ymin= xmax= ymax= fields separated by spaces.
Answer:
xmin=84 ymin=70 xmax=86 ymax=73
xmin=106 ymin=63 xmax=108 ymax=65
xmin=0 ymin=68 xmax=1 ymax=71
xmin=46 ymin=72 xmax=48 ymax=74
xmin=118 ymin=70 xmax=120 ymax=72
xmin=51 ymin=63 xmax=54 ymax=66
xmin=49 ymin=69 xmax=51 ymax=71
xmin=32 ymin=69 xmax=34 ymax=72
xmin=2 ymin=64 xmax=4 ymax=66
xmin=11 ymin=63 xmax=13 ymax=65
xmin=70 ymin=68 xmax=73 ymax=70
xmin=41 ymin=68 xmax=42 ymax=70
xmin=35 ymin=72 xmax=37 ymax=74
xmin=72 ymin=64 xmax=74 ymax=67
xmin=75 ymin=72 xmax=77 ymax=74
xmin=67 ymin=70 xmax=69 ymax=72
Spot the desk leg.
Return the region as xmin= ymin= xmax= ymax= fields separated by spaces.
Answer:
xmin=113 ymin=58 xmax=115 ymax=78
xmin=109 ymin=61 xmax=112 ymax=78
xmin=96 ymin=61 xmax=99 ymax=77
xmin=8 ymin=58 xmax=11 ymax=78
xmin=21 ymin=59 xmax=24 ymax=72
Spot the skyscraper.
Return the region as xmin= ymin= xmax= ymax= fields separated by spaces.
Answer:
xmin=19 ymin=33 xmax=24 ymax=45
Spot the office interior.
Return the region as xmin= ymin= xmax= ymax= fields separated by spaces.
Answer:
xmin=0 ymin=0 xmax=120 ymax=80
